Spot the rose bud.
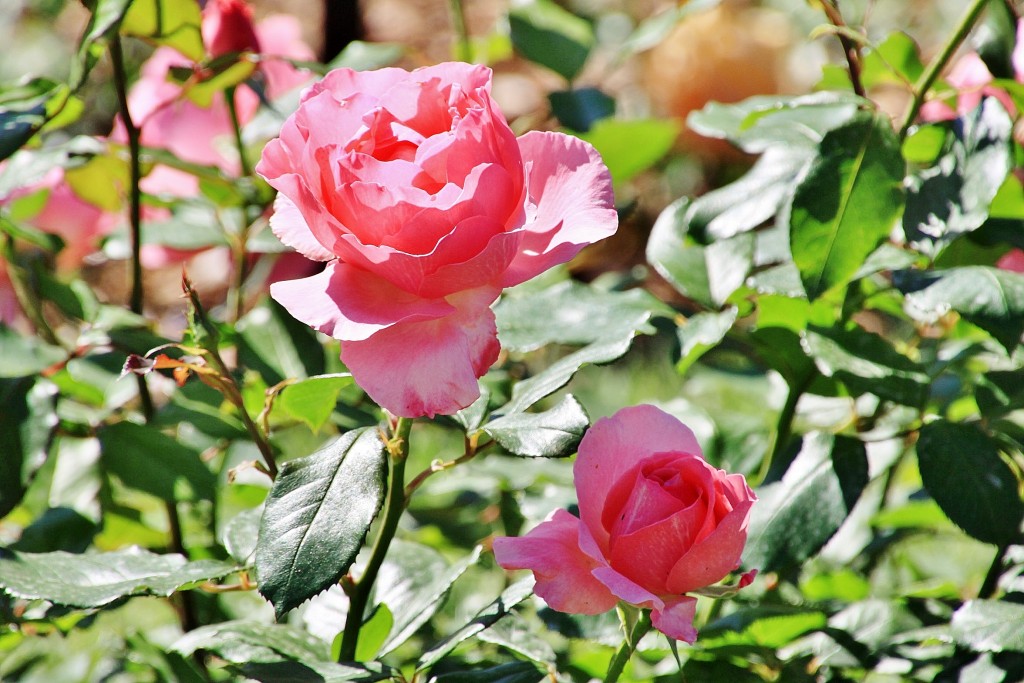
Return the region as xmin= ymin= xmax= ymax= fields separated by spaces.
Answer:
xmin=202 ymin=0 xmax=261 ymax=58
xmin=493 ymin=405 xmax=757 ymax=643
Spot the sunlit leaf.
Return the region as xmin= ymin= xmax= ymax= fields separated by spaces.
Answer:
xmin=483 ymin=394 xmax=588 ymax=458
xmin=509 ymin=0 xmax=594 ymax=81
xmin=0 ymin=547 xmax=237 ymax=608
xmin=256 ymin=428 xmax=387 ymax=619
xmin=789 ymin=111 xmax=905 ymax=300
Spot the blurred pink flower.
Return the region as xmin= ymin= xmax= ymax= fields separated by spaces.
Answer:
xmin=493 ymin=405 xmax=757 ymax=643
xmin=998 ymin=248 xmax=1024 ymax=272
xmin=258 ymin=63 xmax=618 ymax=417
xmin=920 ymin=21 xmax=1024 ymax=122
xmin=202 ymin=0 xmax=261 ymax=58
xmin=110 ymin=2 xmax=315 ymax=267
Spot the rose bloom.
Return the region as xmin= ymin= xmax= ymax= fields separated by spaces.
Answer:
xmin=258 ymin=63 xmax=617 ymax=417
xmin=493 ymin=405 xmax=757 ymax=643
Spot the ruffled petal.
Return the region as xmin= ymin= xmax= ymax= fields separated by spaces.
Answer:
xmin=340 ymin=285 xmax=500 ymax=416
xmin=575 ymin=406 xmax=703 ymax=554
xmin=650 ymin=595 xmax=699 ymax=644
xmin=591 ymin=567 xmax=699 ymax=643
xmin=494 ymin=509 xmax=618 ymax=615
xmin=269 ymin=261 xmax=455 ymax=342
xmin=269 ymin=194 xmax=335 ymax=261
xmin=501 ymin=131 xmax=617 ymax=287
xmin=666 ymin=473 xmax=756 ymax=595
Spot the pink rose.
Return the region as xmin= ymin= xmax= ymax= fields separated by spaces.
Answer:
xmin=493 ymin=405 xmax=757 ymax=643
xmin=998 ymin=248 xmax=1024 ymax=273
xmin=1 ymin=167 xmax=113 ymax=269
xmin=202 ymin=0 xmax=261 ymax=58
xmin=257 ymin=63 xmax=617 ymax=417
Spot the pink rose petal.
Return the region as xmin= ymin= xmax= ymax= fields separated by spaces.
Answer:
xmin=340 ymin=285 xmax=501 ymax=416
xmin=493 ymin=509 xmax=619 ymax=615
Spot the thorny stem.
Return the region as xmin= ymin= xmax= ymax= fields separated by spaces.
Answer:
xmin=109 ymin=36 xmax=145 ymax=318
xmin=183 ymin=275 xmax=278 ymax=477
xmin=604 ymin=609 xmax=654 ymax=683
xmin=404 ymin=433 xmax=489 ymax=499
xmin=338 ymin=417 xmax=413 ymax=662
xmin=820 ymin=0 xmax=865 ymax=98
xmin=110 ymin=36 xmax=156 ymax=423
xmin=225 ymin=86 xmax=254 ymax=322
xmin=899 ymin=0 xmax=989 ymax=137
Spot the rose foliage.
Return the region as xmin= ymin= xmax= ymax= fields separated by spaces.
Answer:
xmin=1 ymin=1 xmax=1024 ymax=682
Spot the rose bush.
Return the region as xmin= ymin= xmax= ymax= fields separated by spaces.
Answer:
xmin=493 ymin=405 xmax=757 ymax=642
xmin=258 ymin=62 xmax=617 ymax=417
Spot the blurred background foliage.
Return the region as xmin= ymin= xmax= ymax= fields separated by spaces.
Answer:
xmin=3 ymin=0 xmax=1024 ymax=682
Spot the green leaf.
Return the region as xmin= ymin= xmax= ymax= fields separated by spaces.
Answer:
xmin=0 ymin=377 xmax=58 ymax=518
xmin=974 ymin=0 xmax=1018 ymax=79
xmin=99 ymin=421 xmax=216 ymax=502
xmin=378 ymin=543 xmax=481 ymax=655
xmin=69 ymin=0 xmax=135 ymax=91
xmin=238 ymin=299 xmax=326 ymax=383
xmin=743 ymin=432 xmax=869 ymax=571
xmin=273 ymin=374 xmax=353 ymax=432
xmin=256 ymin=428 xmax=387 ymax=619
xmin=0 ymin=135 xmax=103 ymax=200
xmin=477 ymin=612 xmax=556 ymax=665
xmin=509 ymin=0 xmax=594 ymax=81
xmin=497 ymin=336 xmax=634 ymax=415
xmin=860 ymin=32 xmax=925 ymax=88
xmin=904 ymin=99 xmax=1013 ymax=255
xmin=802 ymin=325 xmax=928 ymax=406
xmin=172 ymin=619 xmax=331 ymax=664
xmin=916 ymin=420 xmax=1023 ymax=546
xmin=701 ymin=608 xmax=828 ymax=649
xmin=647 ymin=197 xmax=755 ymax=308
xmin=495 ymin=280 xmax=665 ymax=352
xmin=789 ymin=111 xmax=905 ymax=300
xmin=238 ymin=661 xmax=393 ymax=682
xmin=0 ymin=78 xmax=71 ymax=162
xmin=687 ymin=147 xmax=812 ymax=242
xmin=579 ymin=118 xmax=679 ymax=185
xmin=417 ymin=577 xmax=534 ymax=671
xmin=676 ymin=307 xmax=738 ymax=375
xmin=688 ymin=92 xmax=864 ymax=154
xmin=153 ymin=379 xmax=248 ymax=441
xmin=548 ymin=87 xmax=614 ymax=132
xmin=951 ymin=600 xmax=1024 ymax=653
xmin=121 ymin=0 xmax=203 ymax=61
xmin=483 ymin=394 xmax=588 ymax=458
xmin=0 ymin=547 xmax=237 ymax=608
xmin=897 ymin=266 xmax=1024 ymax=352
xmin=223 ymin=506 xmax=262 ymax=564
xmin=355 ymin=603 xmax=393 ymax=662
xmin=431 ymin=662 xmax=546 ymax=683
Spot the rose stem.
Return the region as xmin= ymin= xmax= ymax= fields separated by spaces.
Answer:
xmin=110 ymin=34 xmax=156 ymax=424
xmin=819 ymin=0 xmax=865 ymax=98
xmin=225 ymin=84 xmax=254 ymax=322
xmin=604 ymin=609 xmax=653 ymax=683
xmin=899 ymin=0 xmax=988 ymax=137
xmin=448 ymin=0 xmax=472 ymax=62
xmin=338 ymin=417 xmax=413 ymax=662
